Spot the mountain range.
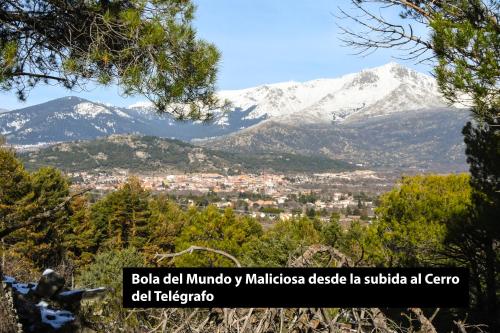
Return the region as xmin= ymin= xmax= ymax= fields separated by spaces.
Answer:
xmin=1 ymin=63 xmax=470 ymax=172
xmin=0 ymin=96 xmax=265 ymax=144
xmin=201 ymin=108 xmax=469 ymax=172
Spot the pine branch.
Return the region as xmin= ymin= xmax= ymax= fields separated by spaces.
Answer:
xmin=0 ymin=188 xmax=91 ymax=239
xmin=9 ymin=72 xmax=69 ymax=82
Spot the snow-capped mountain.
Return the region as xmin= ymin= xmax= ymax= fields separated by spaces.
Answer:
xmin=0 ymin=97 xmax=147 ymax=144
xmin=197 ymin=63 xmax=469 ymax=171
xmin=130 ymin=62 xmax=449 ymax=125
xmin=214 ymin=62 xmax=448 ymax=124
xmin=1 ymin=63 xmax=461 ymax=148
xmin=0 ymin=96 xmax=264 ymax=144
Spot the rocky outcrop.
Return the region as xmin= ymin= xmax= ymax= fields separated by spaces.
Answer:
xmin=0 ymin=282 xmax=22 ymax=333
xmin=2 ymin=270 xmax=106 ymax=333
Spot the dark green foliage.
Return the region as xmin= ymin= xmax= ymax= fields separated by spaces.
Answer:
xmin=339 ymin=220 xmax=366 ymax=264
xmin=143 ymin=194 xmax=186 ymax=261
xmin=321 ymin=214 xmax=342 ymax=248
xmin=15 ymin=167 xmax=70 ymax=268
xmin=1 ymin=147 xmax=71 ymax=270
xmin=0 ymin=0 xmax=222 ymax=119
xmin=259 ymin=206 xmax=283 ymax=214
xmin=0 ymin=147 xmax=31 ymax=220
xmin=298 ymin=192 xmax=317 ymax=204
xmin=174 ymin=206 xmax=263 ymax=267
xmin=430 ymin=1 xmax=499 ymax=114
xmin=367 ymin=174 xmax=471 ymax=267
xmin=64 ymin=196 xmax=97 ymax=266
xmin=305 ymin=207 xmax=316 ymax=218
xmin=77 ymin=247 xmax=145 ymax=329
xmin=461 ymin=116 xmax=500 ymax=244
xmin=463 ymin=118 xmax=500 ymax=230
xmin=453 ymin=118 xmax=500 ymax=321
xmin=242 ymin=217 xmax=322 ymax=267
xmin=88 ymin=177 xmax=151 ymax=251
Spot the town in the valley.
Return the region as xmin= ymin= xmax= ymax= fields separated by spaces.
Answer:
xmin=68 ymin=169 xmax=405 ymax=228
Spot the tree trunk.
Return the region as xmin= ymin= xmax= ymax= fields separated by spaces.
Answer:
xmin=484 ymin=236 xmax=498 ymax=331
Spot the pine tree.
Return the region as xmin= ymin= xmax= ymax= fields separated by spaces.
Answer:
xmin=7 ymin=167 xmax=70 ymax=269
xmin=90 ymin=177 xmax=151 ymax=251
xmin=0 ymin=148 xmax=32 ymax=222
xmin=321 ymin=214 xmax=342 ymax=248
xmin=459 ymin=118 xmax=500 ymax=320
xmin=144 ymin=195 xmax=186 ymax=263
xmin=64 ymin=196 xmax=97 ymax=266
xmin=1 ymin=148 xmax=74 ymax=270
xmin=1 ymin=0 xmax=222 ymax=119
xmin=174 ymin=206 xmax=262 ymax=267
xmin=340 ymin=1 xmax=499 ymax=326
xmin=370 ymin=174 xmax=471 ymax=267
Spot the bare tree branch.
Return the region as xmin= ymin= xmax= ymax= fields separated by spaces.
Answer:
xmin=409 ymin=308 xmax=437 ymax=333
xmin=336 ymin=0 xmax=435 ymax=62
xmin=155 ymin=246 xmax=242 ymax=267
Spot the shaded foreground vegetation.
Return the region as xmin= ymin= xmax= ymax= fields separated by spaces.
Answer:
xmin=0 ymin=146 xmax=497 ymax=332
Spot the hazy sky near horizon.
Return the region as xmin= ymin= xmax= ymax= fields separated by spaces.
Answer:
xmin=1 ymin=0 xmax=432 ymax=110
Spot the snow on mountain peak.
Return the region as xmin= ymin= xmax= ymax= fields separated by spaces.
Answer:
xmin=216 ymin=62 xmax=446 ymax=124
xmin=27 ymin=62 xmax=448 ymax=131
xmin=125 ymin=63 xmax=447 ymax=124
xmin=74 ymin=102 xmax=112 ymax=118
xmin=128 ymin=101 xmax=154 ymax=110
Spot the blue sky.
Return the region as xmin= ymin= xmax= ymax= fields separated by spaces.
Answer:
xmin=1 ymin=0 xmax=432 ymax=110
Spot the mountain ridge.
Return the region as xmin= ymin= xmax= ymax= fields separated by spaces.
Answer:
xmin=1 ymin=62 xmax=458 ymax=146
xmin=199 ymin=107 xmax=469 ymax=172
xmin=1 ymin=62 xmax=471 ymax=172
xmin=215 ymin=62 xmax=449 ymax=124
xmin=19 ymin=134 xmax=354 ymax=174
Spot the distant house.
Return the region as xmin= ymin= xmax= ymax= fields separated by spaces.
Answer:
xmin=279 ymin=212 xmax=293 ymax=221
xmin=253 ymin=200 xmax=275 ymax=207
xmin=314 ymin=200 xmax=326 ymax=209
xmin=277 ymin=196 xmax=287 ymax=204
xmin=216 ymin=201 xmax=233 ymax=208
